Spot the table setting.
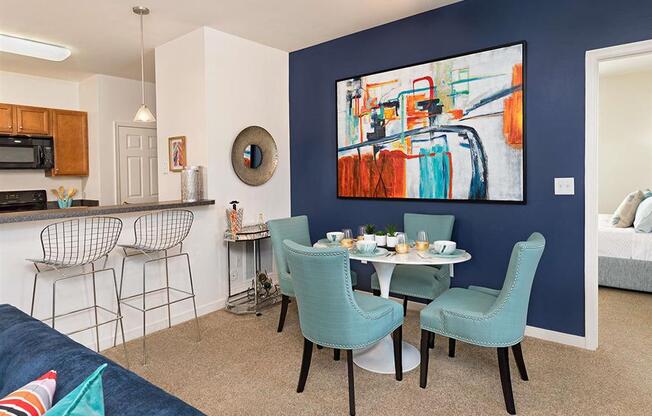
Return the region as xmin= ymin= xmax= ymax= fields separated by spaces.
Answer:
xmin=314 ymin=225 xmax=472 ymax=374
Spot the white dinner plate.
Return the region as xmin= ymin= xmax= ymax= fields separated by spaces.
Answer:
xmin=428 ymin=248 xmax=467 ymax=258
xmin=350 ymin=247 xmax=389 ymax=257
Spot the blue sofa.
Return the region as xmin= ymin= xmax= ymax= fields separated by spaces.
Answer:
xmin=0 ymin=304 xmax=204 ymax=415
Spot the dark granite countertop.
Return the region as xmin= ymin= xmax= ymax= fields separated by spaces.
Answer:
xmin=0 ymin=199 xmax=215 ymax=224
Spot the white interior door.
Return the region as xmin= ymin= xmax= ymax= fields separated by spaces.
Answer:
xmin=117 ymin=125 xmax=158 ymax=204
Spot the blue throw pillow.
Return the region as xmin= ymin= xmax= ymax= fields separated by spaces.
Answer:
xmin=46 ymin=364 xmax=106 ymax=416
xmin=634 ymin=197 xmax=652 ymax=233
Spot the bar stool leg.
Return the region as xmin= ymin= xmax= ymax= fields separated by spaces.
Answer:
xmin=91 ymin=263 xmax=101 ymax=352
xmin=164 ymin=249 xmax=172 ymax=329
xmin=30 ymin=265 xmax=41 ymax=317
xmin=110 ymin=268 xmax=129 ymax=368
xmin=142 ymin=261 xmax=148 ymax=365
xmin=184 ymin=253 xmax=201 ymax=342
xmin=113 ymin=256 xmax=127 ymax=347
xmin=51 ymin=279 xmax=58 ymax=330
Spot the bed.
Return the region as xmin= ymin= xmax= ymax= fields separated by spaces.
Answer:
xmin=598 ymin=214 xmax=652 ymax=292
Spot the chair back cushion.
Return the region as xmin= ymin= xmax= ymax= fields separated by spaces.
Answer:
xmin=489 ymin=232 xmax=546 ymax=341
xmin=404 ymin=213 xmax=454 ymax=242
xmin=283 ymin=240 xmax=368 ymax=347
xmin=268 ymin=216 xmax=311 ymax=294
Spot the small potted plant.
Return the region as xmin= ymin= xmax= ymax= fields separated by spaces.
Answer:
xmin=363 ymin=224 xmax=376 ymax=241
xmin=385 ymin=224 xmax=398 ymax=249
xmin=375 ymin=230 xmax=387 ymax=246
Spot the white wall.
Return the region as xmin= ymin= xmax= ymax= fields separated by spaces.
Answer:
xmin=155 ymin=26 xmax=290 ymax=302
xmin=155 ymin=29 xmax=207 ymax=201
xmin=598 ymin=70 xmax=652 ymax=213
xmin=0 ymin=71 xmax=82 ymax=198
xmin=79 ymin=75 xmax=156 ymax=204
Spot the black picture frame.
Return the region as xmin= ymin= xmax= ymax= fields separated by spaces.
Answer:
xmin=335 ymin=40 xmax=527 ymax=205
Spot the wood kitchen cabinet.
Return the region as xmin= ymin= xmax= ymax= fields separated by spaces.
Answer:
xmin=50 ymin=109 xmax=89 ymax=176
xmin=0 ymin=104 xmax=14 ymax=134
xmin=15 ymin=105 xmax=51 ymax=135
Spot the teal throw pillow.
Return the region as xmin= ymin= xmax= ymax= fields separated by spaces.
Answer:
xmin=46 ymin=364 xmax=107 ymax=416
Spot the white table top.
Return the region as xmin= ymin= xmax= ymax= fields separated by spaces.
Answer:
xmin=314 ymin=239 xmax=471 ymax=266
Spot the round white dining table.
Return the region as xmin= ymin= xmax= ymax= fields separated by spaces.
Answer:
xmin=314 ymin=239 xmax=472 ymax=374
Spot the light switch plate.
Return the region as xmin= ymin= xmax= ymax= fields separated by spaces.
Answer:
xmin=555 ymin=177 xmax=575 ymax=195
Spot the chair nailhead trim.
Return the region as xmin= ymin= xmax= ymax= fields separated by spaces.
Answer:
xmin=421 ymin=244 xmax=543 ymax=346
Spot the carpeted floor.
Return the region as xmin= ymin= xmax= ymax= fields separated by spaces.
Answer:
xmin=104 ymin=288 xmax=652 ymax=415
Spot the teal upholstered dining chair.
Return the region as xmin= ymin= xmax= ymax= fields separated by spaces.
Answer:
xmin=283 ymin=240 xmax=403 ymax=416
xmin=419 ymin=232 xmax=545 ymax=415
xmin=268 ymin=216 xmax=357 ymax=332
xmin=371 ymin=213 xmax=455 ymax=314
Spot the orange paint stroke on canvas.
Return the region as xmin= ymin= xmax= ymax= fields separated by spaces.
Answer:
xmin=503 ymin=63 xmax=523 ymax=147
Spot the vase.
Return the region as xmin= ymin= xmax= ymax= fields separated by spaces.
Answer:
xmin=363 ymin=234 xmax=375 ymax=241
xmin=375 ymin=235 xmax=387 ymax=246
xmin=386 ymin=235 xmax=398 ymax=248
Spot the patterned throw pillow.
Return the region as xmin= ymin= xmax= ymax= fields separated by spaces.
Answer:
xmin=0 ymin=370 xmax=57 ymax=416
xmin=611 ymin=190 xmax=645 ymax=228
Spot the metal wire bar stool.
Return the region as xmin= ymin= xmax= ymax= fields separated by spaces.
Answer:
xmin=114 ymin=209 xmax=200 ymax=364
xmin=27 ymin=216 xmax=128 ymax=364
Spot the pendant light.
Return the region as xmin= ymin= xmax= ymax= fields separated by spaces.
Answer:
xmin=133 ymin=6 xmax=156 ymax=123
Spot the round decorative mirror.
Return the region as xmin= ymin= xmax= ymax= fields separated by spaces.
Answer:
xmin=231 ymin=126 xmax=278 ymax=186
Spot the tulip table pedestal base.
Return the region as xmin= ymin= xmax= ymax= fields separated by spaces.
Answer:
xmin=353 ymin=261 xmax=420 ymax=374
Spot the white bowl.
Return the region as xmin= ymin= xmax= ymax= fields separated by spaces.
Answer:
xmin=326 ymin=231 xmax=344 ymax=243
xmin=432 ymin=240 xmax=456 ymax=254
xmin=355 ymin=240 xmax=377 ymax=254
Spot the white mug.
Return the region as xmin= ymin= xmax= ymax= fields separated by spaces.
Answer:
xmin=326 ymin=231 xmax=344 ymax=243
xmin=433 ymin=240 xmax=456 ymax=254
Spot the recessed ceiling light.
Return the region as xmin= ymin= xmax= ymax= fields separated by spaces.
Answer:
xmin=0 ymin=34 xmax=71 ymax=62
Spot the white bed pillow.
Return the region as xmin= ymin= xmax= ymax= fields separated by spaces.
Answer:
xmin=611 ymin=190 xmax=645 ymax=228
xmin=634 ymin=197 xmax=652 ymax=233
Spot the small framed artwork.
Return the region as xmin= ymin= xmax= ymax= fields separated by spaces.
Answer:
xmin=168 ymin=136 xmax=187 ymax=172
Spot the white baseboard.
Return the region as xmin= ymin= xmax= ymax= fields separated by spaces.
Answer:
xmin=99 ymin=297 xmax=227 ymax=351
xmin=524 ymin=325 xmax=588 ymax=349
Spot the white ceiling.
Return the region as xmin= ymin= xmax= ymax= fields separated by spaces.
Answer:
xmin=0 ymin=0 xmax=460 ymax=82
xmin=599 ymin=53 xmax=652 ymax=76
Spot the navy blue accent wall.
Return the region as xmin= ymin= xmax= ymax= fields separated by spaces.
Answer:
xmin=289 ymin=0 xmax=652 ymax=336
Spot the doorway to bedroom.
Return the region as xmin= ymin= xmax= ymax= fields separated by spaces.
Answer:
xmin=589 ymin=46 xmax=652 ymax=351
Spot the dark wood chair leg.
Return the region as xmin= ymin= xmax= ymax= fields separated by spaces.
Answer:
xmin=297 ymin=338 xmax=313 ymax=393
xmin=511 ymin=343 xmax=529 ymax=381
xmin=497 ymin=347 xmax=516 ymax=415
xmin=372 ymin=289 xmax=381 ymax=296
xmin=403 ymin=296 xmax=408 ymax=316
xmin=428 ymin=332 xmax=435 ymax=349
xmin=392 ymin=326 xmax=403 ymax=381
xmin=448 ymin=338 xmax=456 ymax=358
xmin=277 ymin=295 xmax=289 ymax=333
xmin=334 ymin=349 xmax=340 ymax=361
xmin=419 ymin=329 xmax=430 ymax=388
xmin=347 ymin=350 xmax=356 ymax=416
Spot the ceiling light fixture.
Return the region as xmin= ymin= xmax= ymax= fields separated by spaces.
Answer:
xmin=0 ymin=34 xmax=71 ymax=62
xmin=132 ymin=6 xmax=156 ymax=123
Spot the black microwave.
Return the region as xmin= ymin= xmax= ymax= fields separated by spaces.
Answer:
xmin=0 ymin=136 xmax=54 ymax=169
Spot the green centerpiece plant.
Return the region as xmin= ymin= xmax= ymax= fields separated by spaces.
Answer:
xmin=385 ymin=224 xmax=399 ymax=249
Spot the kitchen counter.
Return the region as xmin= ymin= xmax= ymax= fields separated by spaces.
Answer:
xmin=0 ymin=199 xmax=215 ymax=224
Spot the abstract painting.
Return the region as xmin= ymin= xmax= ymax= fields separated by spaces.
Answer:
xmin=337 ymin=42 xmax=525 ymax=202
xmin=168 ymin=136 xmax=187 ymax=172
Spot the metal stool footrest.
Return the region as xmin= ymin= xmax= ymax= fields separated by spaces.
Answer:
xmin=120 ymin=287 xmax=196 ymax=312
xmin=39 ymin=305 xmax=124 ymax=337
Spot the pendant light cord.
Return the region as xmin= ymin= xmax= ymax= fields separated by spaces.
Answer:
xmin=139 ymin=12 xmax=145 ymax=105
